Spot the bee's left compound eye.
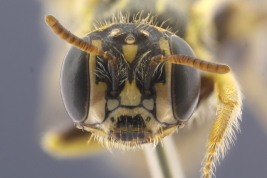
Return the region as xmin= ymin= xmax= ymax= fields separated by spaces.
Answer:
xmin=169 ymin=35 xmax=200 ymax=122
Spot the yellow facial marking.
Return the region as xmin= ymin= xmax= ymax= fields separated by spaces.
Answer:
xmin=155 ymin=39 xmax=178 ymax=124
xmin=86 ymin=40 xmax=107 ymax=124
xmin=120 ymin=80 xmax=141 ymax=106
xmin=107 ymin=99 xmax=119 ymax=111
xmin=159 ymin=38 xmax=171 ymax=54
xmin=142 ymin=99 xmax=154 ymax=110
xmin=122 ymin=44 xmax=138 ymax=63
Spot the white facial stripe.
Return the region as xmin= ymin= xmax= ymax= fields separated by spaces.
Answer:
xmin=142 ymin=99 xmax=154 ymax=110
xmin=107 ymin=99 xmax=119 ymax=111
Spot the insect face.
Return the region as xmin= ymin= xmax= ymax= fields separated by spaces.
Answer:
xmin=44 ymin=2 xmax=242 ymax=176
xmin=60 ymin=22 xmax=200 ymax=149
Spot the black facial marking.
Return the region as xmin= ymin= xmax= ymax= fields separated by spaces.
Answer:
xmin=116 ymin=114 xmax=145 ymax=129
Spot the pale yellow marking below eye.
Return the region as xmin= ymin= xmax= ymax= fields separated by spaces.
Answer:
xmin=122 ymin=44 xmax=138 ymax=63
xmin=120 ymin=80 xmax=141 ymax=106
xmin=142 ymin=99 xmax=154 ymax=110
xmin=109 ymin=28 xmax=121 ymax=37
xmin=107 ymin=99 xmax=119 ymax=111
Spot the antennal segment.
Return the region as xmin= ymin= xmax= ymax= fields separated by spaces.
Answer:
xmin=152 ymin=54 xmax=230 ymax=74
xmin=45 ymin=15 xmax=119 ymax=92
xmin=45 ymin=15 xmax=116 ymax=61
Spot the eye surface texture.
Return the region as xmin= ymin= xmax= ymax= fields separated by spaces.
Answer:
xmin=169 ymin=35 xmax=200 ymax=121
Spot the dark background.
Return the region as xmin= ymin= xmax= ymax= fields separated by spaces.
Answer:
xmin=1 ymin=0 xmax=267 ymax=178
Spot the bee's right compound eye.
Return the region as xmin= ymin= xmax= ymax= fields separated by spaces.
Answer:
xmin=169 ymin=35 xmax=200 ymax=122
xmin=60 ymin=36 xmax=90 ymax=124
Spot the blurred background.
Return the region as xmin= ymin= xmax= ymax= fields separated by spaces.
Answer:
xmin=1 ymin=0 xmax=267 ymax=178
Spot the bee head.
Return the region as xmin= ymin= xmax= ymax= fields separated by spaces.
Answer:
xmin=46 ymin=15 xmax=228 ymax=149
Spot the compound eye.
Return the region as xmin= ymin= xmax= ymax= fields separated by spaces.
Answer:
xmin=170 ymin=35 xmax=195 ymax=55
xmin=61 ymin=37 xmax=90 ymax=123
xmin=169 ymin=35 xmax=200 ymax=121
